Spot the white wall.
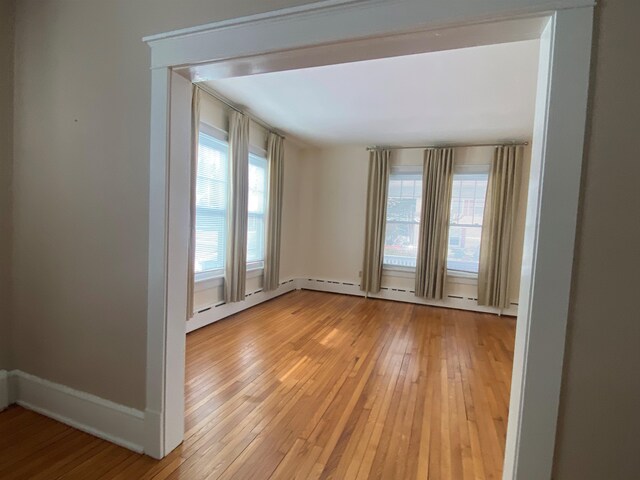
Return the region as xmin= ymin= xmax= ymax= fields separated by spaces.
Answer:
xmin=297 ymin=144 xmax=531 ymax=306
xmin=193 ymin=93 xmax=302 ymax=310
xmin=0 ymin=0 xmax=15 ymax=371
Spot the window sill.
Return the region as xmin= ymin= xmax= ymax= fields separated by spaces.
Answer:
xmin=382 ymin=265 xmax=416 ymax=278
xmin=382 ymin=266 xmax=478 ymax=285
xmin=194 ymin=267 xmax=264 ymax=291
xmin=447 ymin=270 xmax=478 ymax=285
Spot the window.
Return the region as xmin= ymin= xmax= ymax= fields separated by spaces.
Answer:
xmin=447 ymin=172 xmax=489 ymax=274
xmin=194 ymin=131 xmax=228 ymax=275
xmin=247 ymin=153 xmax=267 ymax=269
xmin=383 ymin=171 xmax=422 ymax=268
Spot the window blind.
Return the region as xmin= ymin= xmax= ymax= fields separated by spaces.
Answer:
xmin=247 ymin=153 xmax=267 ymax=268
xmin=195 ymin=132 xmax=228 ymax=274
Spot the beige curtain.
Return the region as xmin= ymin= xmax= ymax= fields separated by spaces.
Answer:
xmin=225 ymin=111 xmax=250 ymax=303
xmin=478 ymin=145 xmax=522 ymax=309
xmin=361 ymin=149 xmax=391 ymax=294
xmin=415 ymin=148 xmax=454 ymax=300
xmin=263 ymin=133 xmax=284 ymax=292
xmin=186 ymin=85 xmax=200 ymax=318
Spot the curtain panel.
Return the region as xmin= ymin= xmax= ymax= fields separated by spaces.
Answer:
xmin=415 ymin=148 xmax=454 ymax=300
xmin=361 ymin=149 xmax=391 ymax=294
xmin=263 ymin=133 xmax=285 ymax=292
xmin=225 ymin=111 xmax=250 ymax=303
xmin=478 ymin=145 xmax=523 ymax=309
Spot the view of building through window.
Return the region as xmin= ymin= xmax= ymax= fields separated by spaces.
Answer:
xmin=383 ymin=169 xmax=489 ymax=274
xmin=447 ymin=173 xmax=489 ymax=274
xmin=383 ymin=172 xmax=422 ymax=268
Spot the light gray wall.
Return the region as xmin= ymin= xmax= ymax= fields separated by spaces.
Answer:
xmin=0 ymin=0 xmax=15 ymax=371
xmin=10 ymin=0 xmax=316 ymax=409
xmin=553 ymin=0 xmax=640 ymax=478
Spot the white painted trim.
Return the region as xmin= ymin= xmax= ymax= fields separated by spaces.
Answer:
xmin=4 ymin=370 xmax=145 ymax=453
xmin=0 ymin=370 xmax=8 ymax=411
xmin=187 ymin=276 xmax=513 ymax=336
xmin=144 ymin=0 xmax=593 ymax=71
xmin=187 ymin=279 xmax=297 ymax=333
xmin=298 ymin=278 xmax=518 ymax=317
xmin=504 ymin=8 xmax=593 ymax=479
xmin=144 ymin=0 xmax=595 ymax=475
xmin=142 ymin=0 xmax=368 ymax=43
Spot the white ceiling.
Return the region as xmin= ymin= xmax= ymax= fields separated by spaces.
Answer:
xmin=205 ymin=40 xmax=540 ymax=147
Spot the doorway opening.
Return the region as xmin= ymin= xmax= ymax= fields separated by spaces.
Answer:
xmin=144 ymin=3 xmax=593 ymax=479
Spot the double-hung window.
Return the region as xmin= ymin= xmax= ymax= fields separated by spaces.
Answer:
xmin=194 ymin=130 xmax=228 ymax=277
xmin=247 ymin=153 xmax=267 ymax=270
xmin=383 ymin=169 xmax=423 ymax=269
xmin=447 ymin=168 xmax=489 ymax=275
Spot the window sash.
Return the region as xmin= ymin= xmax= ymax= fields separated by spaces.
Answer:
xmin=446 ymin=172 xmax=488 ymax=275
xmin=247 ymin=154 xmax=267 ymax=264
xmin=384 ymin=171 xmax=422 ymax=269
xmin=195 ymin=131 xmax=228 ymax=275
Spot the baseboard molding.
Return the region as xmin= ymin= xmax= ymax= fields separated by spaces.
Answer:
xmin=0 ymin=370 xmax=8 ymax=411
xmin=298 ymin=278 xmax=519 ymax=317
xmin=187 ymin=275 xmax=517 ymax=335
xmin=5 ymin=370 xmax=145 ymax=453
xmin=187 ymin=278 xmax=298 ymax=333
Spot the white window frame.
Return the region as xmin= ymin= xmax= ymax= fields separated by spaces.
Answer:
xmin=446 ymin=164 xmax=491 ymax=278
xmin=144 ymin=4 xmax=594 ymax=479
xmin=247 ymin=149 xmax=268 ymax=271
xmin=193 ymin=123 xmax=229 ymax=282
xmin=383 ymin=165 xmax=422 ymax=273
xmin=194 ymin=131 xmax=268 ymax=282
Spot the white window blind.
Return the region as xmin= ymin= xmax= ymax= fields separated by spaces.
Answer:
xmin=247 ymin=153 xmax=267 ymax=269
xmin=194 ymin=132 xmax=228 ymax=275
xmin=447 ymin=172 xmax=489 ymax=274
xmin=383 ymin=171 xmax=423 ymax=268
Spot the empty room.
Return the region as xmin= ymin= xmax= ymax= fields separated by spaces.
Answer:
xmin=1 ymin=1 xmax=638 ymax=480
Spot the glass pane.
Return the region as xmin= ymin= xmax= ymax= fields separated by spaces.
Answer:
xmin=195 ymin=132 xmax=228 ymax=273
xmin=384 ymin=172 xmax=422 ymax=268
xmin=195 ymin=209 xmax=226 ymax=273
xmin=248 ymin=158 xmax=266 ymax=214
xmin=247 ymin=214 xmax=265 ymax=263
xmin=247 ymin=154 xmax=267 ymax=263
xmin=447 ymin=172 xmax=488 ymax=273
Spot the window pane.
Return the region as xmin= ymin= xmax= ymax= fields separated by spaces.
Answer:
xmin=384 ymin=173 xmax=422 ymax=268
xmin=447 ymin=173 xmax=488 ymax=274
xmin=247 ymin=154 xmax=267 ymax=264
xmin=247 ymin=214 xmax=265 ymax=264
xmin=195 ymin=132 xmax=228 ymax=273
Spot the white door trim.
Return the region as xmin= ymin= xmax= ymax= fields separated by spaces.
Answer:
xmin=143 ymin=1 xmax=594 ymax=477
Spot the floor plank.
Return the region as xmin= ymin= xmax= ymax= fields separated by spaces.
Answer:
xmin=0 ymin=290 xmax=515 ymax=479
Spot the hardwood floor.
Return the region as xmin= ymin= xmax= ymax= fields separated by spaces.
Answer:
xmin=0 ymin=290 xmax=515 ymax=479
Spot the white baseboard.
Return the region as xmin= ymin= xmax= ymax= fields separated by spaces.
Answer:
xmin=187 ymin=278 xmax=298 ymax=333
xmin=6 ymin=370 xmax=145 ymax=453
xmin=298 ymin=278 xmax=519 ymax=317
xmin=187 ymin=275 xmax=517 ymax=335
xmin=0 ymin=370 xmax=8 ymax=411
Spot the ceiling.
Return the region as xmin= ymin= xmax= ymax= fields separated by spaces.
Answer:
xmin=204 ymin=39 xmax=540 ymax=147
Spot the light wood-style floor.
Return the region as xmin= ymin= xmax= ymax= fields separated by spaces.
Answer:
xmin=0 ymin=290 xmax=515 ymax=479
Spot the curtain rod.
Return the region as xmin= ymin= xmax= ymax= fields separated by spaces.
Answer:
xmin=196 ymin=83 xmax=286 ymax=139
xmin=366 ymin=141 xmax=528 ymax=151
